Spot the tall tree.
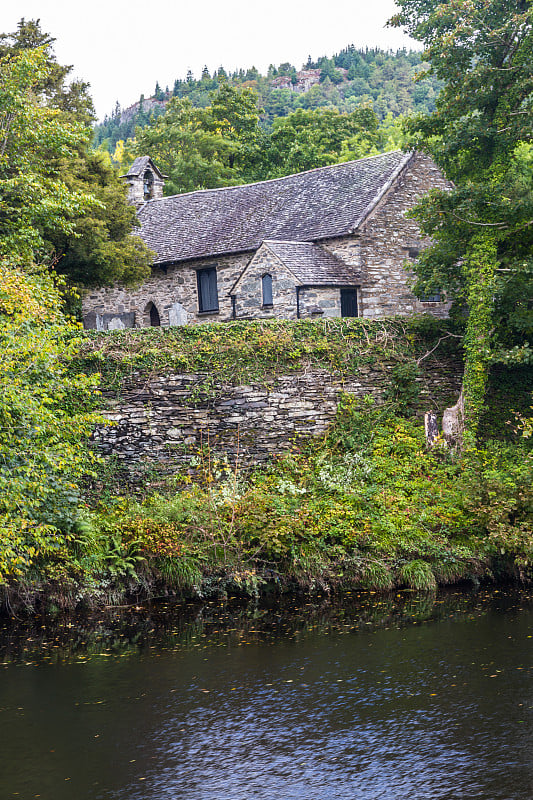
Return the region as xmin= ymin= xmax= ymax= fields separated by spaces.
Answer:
xmin=134 ymin=97 xmax=240 ymax=194
xmin=206 ymin=84 xmax=263 ymax=176
xmin=49 ymin=150 xmax=154 ymax=286
xmin=0 ymin=48 xmax=92 ymax=266
xmin=1 ymin=18 xmax=153 ymax=286
xmin=133 ymin=86 xmax=263 ymax=193
xmin=390 ymin=0 xmax=533 ymax=444
xmin=0 ymin=17 xmax=95 ymax=125
xmin=259 ymin=107 xmax=381 ymax=178
xmin=0 ymin=48 xmax=101 ymax=581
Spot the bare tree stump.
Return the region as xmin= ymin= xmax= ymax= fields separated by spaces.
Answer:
xmin=442 ymin=390 xmax=465 ymax=448
xmin=424 ymin=411 xmax=439 ymax=447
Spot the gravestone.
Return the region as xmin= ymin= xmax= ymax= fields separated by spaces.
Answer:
xmin=168 ymin=302 xmax=188 ymax=326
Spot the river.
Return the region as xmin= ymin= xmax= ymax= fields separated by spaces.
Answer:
xmin=0 ymin=588 xmax=531 ymax=799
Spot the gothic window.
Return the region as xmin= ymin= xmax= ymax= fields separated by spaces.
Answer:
xmin=197 ymin=267 xmax=219 ymax=312
xmin=143 ymin=170 xmax=154 ymax=201
xmin=262 ymin=273 xmax=273 ymax=306
xmin=145 ymin=301 xmax=161 ymax=326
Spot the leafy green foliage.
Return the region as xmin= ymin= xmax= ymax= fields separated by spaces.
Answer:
xmin=132 ymin=85 xmax=264 ymax=193
xmin=0 ymin=18 xmax=154 ymax=287
xmin=0 ymin=48 xmax=93 ymax=266
xmin=0 ymin=18 xmax=95 ymax=126
xmin=462 ymin=441 xmax=533 ymax=579
xmin=74 ymin=316 xmax=460 ymax=398
xmin=390 ymin=0 xmax=533 ymax=412
xmin=47 ymin=150 xmax=154 ymax=286
xmin=0 ymin=265 xmax=101 ymax=584
xmin=0 ymin=24 xmax=108 ymax=586
xmin=51 ymin=396 xmax=530 ymax=606
xmin=119 ymin=87 xmax=408 ymax=192
xmin=257 ymin=107 xmax=382 ymax=179
xmin=3 ymin=316 xmax=531 ymax=606
xmin=461 ymin=234 xmax=498 ymax=445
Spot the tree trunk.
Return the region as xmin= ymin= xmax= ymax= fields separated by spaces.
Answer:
xmin=442 ymin=389 xmax=465 ymax=448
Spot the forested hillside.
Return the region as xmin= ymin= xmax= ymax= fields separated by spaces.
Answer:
xmin=94 ymin=46 xmax=440 ymax=151
xmin=94 ymin=47 xmax=440 ymax=196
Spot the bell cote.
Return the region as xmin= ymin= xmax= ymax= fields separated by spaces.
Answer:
xmin=121 ymin=156 xmax=167 ymax=207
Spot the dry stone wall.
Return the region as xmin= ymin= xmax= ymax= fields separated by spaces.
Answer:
xmin=94 ymin=358 xmax=463 ymax=477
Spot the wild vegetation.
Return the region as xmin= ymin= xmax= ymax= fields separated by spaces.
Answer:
xmin=0 ymin=7 xmax=531 ymax=612
xmin=390 ymin=0 xmax=533 ymax=443
xmin=0 ymin=19 xmax=154 ymax=288
xmin=2 ymin=319 xmax=532 ymax=611
xmin=3 ymin=380 xmax=531 ymax=611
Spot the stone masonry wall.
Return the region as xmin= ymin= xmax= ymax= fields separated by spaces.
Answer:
xmin=126 ymin=169 xmax=165 ymax=208
xmin=83 ymin=252 xmax=251 ymax=329
xmin=82 ymin=152 xmax=450 ymax=329
xmin=233 ymin=246 xmax=298 ymax=319
xmin=354 ymin=151 xmax=452 ymax=320
xmin=298 ymin=287 xmax=344 ymax=317
xmin=232 ymin=246 xmax=346 ymax=320
xmin=94 ymin=359 xmax=463 ymax=476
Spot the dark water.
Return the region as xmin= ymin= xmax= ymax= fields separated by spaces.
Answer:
xmin=0 ymin=589 xmax=531 ymax=800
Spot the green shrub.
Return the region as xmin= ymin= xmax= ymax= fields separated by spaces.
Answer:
xmin=399 ymin=559 xmax=437 ymax=591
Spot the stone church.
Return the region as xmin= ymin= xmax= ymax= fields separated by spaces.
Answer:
xmin=82 ymin=150 xmax=450 ymax=330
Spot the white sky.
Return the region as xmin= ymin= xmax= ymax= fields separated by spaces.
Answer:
xmin=1 ymin=1 xmax=417 ymax=120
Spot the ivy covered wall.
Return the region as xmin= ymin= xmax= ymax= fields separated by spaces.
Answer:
xmin=76 ymin=318 xmax=464 ymax=479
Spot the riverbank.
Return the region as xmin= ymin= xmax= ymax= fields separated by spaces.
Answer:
xmin=1 ymin=318 xmax=531 ymax=614
xmin=3 ymin=393 xmax=531 ymax=614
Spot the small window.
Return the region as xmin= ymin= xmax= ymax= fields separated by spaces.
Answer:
xmin=262 ymin=273 xmax=273 ymax=306
xmin=408 ymin=247 xmax=420 ymax=259
xmin=340 ymin=288 xmax=358 ymax=318
xmin=419 ymin=293 xmax=443 ymax=303
xmin=197 ymin=267 xmax=219 ymax=312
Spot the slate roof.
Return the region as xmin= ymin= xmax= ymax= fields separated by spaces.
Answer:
xmin=122 ymin=156 xmax=167 ymax=179
xmin=263 ymin=241 xmax=360 ymax=285
xmin=137 ymin=150 xmax=412 ymax=265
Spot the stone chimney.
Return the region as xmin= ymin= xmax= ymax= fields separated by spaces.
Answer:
xmin=121 ymin=156 xmax=167 ymax=207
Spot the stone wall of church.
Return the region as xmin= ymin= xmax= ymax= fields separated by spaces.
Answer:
xmin=232 ymin=247 xmax=348 ymax=320
xmin=298 ymin=287 xmax=344 ymax=317
xmin=233 ymin=246 xmax=298 ymax=319
xmin=83 ymin=249 xmax=351 ymax=329
xmin=355 ymin=151 xmax=451 ymax=320
xmin=127 ymin=172 xmax=165 ymax=207
xmin=82 ymin=252 xmax=252 ymax=329
xmin=82 ymin=153 xmax=451 ymax=329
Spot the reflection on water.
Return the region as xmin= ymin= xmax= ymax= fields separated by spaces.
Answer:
xmin=0 ymin=589 xmax=531 ymax=799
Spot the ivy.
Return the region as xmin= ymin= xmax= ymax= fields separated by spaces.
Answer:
xmin=74 ymin=316 xmax=460 ymax=398
xmin=462 ymin=233 xmax=498 ymax=449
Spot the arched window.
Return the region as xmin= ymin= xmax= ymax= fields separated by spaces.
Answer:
xmin=145 ymin=301 xmax=161 ymax=327
xmin=143 ymin=170 xmax=154 ymax=201
xmin=262 ymin=273 xmax=273 ymax=306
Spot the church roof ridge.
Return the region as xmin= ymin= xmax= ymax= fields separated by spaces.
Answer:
xmin=137 ymin=150 xmax=413 ymax=265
